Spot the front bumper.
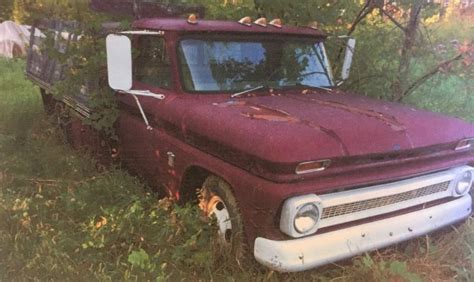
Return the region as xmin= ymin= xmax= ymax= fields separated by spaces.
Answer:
xmin=254 ymin=195 xmax=472 ymax=272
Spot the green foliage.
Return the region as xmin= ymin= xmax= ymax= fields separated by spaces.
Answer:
xmin=13 ymin=0 xmax=123 ymax=138
xmin=0 ymin=0 xmax=14 ymax=21
xmin=353 ymin=255 xmax=423 ymax=281
xmin=403 ymin=16 xmax=474 ymax=122
xmin=128 ymin=248 xmax=151 ymax=270
xmin=54 ymin=28 xmax=120 ymax=138
xmin=255 ymin=0 xmax=361 ymax=30
xmin=195 ymin=0 xmax=256 ymax=19
xmin=343 ymin=19 xmax=403 ymax=99
xmin=12 ymin=0 xmax=90 ymax=23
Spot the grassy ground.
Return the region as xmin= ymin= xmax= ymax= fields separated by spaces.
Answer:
xmin=0 ymin=58 xmax=473 ymax=281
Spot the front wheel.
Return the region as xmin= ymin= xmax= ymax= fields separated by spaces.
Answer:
xmin=199 ymin=176 xmax=246 ymax=261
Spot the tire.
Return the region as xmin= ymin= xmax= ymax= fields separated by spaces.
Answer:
xmin=40 ymin=88 xmax=56 ymax=116
xmin=40 ymin=88 xmax=71 ymax=141
xmin=52 ymin=100 xmax=73 ymax=144
xmin=199 ymin=176 xmax=246 ymax=261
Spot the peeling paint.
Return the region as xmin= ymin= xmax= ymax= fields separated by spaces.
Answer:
xmin=212 ymin=100 xmax=246 ymax=107
xmin=298 ymin=253 xmax=305 ymax=264
xmin=213 ymin=99 xmax=349 ymax=155
xmin=240 ymin=108 xmax=299 ymax=122
xmin=269 ymin=255 xmax=283 ymax=269
xmin=286 ymin=95 xmax=406 ymax=131
xmin=214 ymin=100 xmax=299 ymax=122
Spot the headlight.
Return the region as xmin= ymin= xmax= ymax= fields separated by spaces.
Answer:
xmin=280 ymin=194 xmax=322 ymax=238
xmin=454 ymin=170 xmax=473 ymax=196
xmin=294 ymin=203 xmax=319 ymax=233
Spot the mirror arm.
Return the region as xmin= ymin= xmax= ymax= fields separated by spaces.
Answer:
xmin=117 ymin=91 xmax=164 ymax=131
xmin=120 ymin=89 xmax=165 ymax=100
xmin=131 ymin=95 xmax=153 ymax=131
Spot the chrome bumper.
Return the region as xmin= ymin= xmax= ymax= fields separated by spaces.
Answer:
xmin=254 ymin=195 xmax=472 ymax=272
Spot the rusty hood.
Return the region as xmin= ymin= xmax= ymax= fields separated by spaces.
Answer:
xmin=179 ymin=89 xmax=474 ymax=178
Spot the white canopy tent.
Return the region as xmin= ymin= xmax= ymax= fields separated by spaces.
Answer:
xmin=0 ymin=20 xmax=43 ymax=58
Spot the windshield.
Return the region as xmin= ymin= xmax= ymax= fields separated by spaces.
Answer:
xmin=178 ymin=37 xmax=333 ymax=92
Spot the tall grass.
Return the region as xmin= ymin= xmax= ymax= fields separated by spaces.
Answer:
xmin=0 ymin=58 xmax=473 ymax=280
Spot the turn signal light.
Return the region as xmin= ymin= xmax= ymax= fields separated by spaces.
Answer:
xmin=295 ymin=159 xmax=331 ymax=174
xmin=238 ymin=16 xmax=252 ymax=26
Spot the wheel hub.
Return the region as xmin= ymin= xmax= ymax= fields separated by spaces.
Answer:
xmin=208 ymin=195 xmax=232 ymax=243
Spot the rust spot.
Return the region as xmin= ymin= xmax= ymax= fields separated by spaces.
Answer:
xmin=301 ymin=88 xmax=340 ymax=95
xmin=213 ymin=100 xmax=247 ymax=107
xmin=214 ymin=100 xmax=298 ymax=122
xmin=288 ymin=96 xmax=406 ymax=131
xmin=213 ymin=100 xmax=349 ymax=154
xmin=240 ymin=105 xmax=299 ymax=122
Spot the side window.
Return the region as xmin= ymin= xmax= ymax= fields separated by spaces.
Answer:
xmin=134 ymin=36 xmax=172 ymax=89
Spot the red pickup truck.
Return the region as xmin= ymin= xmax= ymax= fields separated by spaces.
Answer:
xmin=27 ymin=15 xmax=474 ymax=272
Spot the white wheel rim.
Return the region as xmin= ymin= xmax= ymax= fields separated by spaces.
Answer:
xmin=209 ymin=196 xmax=232 ymax=243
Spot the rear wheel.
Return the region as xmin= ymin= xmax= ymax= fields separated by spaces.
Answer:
xmin=40 ymin=88 xmax=55 ymax=116
xmin=40 ymin=89 xmax=117 ymax=167
xmin=53 ymin=100 xmax=73 ymax=144
xmin=40 ymin=88 xmax=71 ymax=135
xmin=199 ymin=176 xmax=246 ymax=261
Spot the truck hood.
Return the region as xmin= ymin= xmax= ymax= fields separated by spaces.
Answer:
xmin=180 ymin=89 xmax=474 ymax=177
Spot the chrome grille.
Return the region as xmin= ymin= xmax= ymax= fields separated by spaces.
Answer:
xmin=321 ymin=181 xmax=450 ymax=219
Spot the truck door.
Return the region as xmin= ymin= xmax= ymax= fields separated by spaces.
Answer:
xmin=116 ymin=34 xmax=174 ymax=191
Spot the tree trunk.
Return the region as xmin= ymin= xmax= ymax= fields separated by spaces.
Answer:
xmin=391 ymin=0 xmax=423 ymax=101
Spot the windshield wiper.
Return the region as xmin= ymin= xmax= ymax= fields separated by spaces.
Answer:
xmin=231 ymin=64 xmax=284 ymax=98
xmin=280 ymin=82 xmax=333 ymax=92
xmin=302 ymin=84 xmax=333 ymax=92
xmin=230 ymin=85 xmax=266 ymax=98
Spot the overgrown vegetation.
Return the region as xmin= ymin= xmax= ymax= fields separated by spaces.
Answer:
xmin=1 ymin=58 xmax=473 ymax=280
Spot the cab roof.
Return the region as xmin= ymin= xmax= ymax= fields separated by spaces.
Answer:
xmin=133 ymin=18 xmax=327 ymax=38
